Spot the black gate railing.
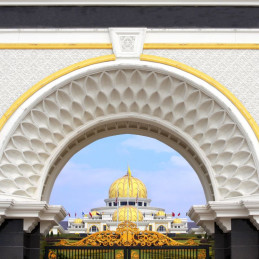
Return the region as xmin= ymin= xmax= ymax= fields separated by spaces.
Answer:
xmin=45 ymin=245 xmax=210 ymax=259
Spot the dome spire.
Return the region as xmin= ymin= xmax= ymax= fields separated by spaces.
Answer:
xmin=127 ymin=165 xmax=132 ymax=187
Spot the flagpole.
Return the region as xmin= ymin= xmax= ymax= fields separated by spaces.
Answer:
xmin=127 ymin=167 xmax=129 ymax=222
xmin=116 ymin=183 xmax=119 ymax=227
xmin=127 ymin=166 xmax=132 ymax=222
xmin=127 ymin=173 xmax=129 ymax=222
xmin=137 ymin=184 xmax=139 ymax=228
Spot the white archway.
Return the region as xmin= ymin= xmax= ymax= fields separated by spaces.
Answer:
xmin=0 ymin=59 xmax=258 ymax=233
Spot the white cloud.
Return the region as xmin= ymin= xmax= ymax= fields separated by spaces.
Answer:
xmin=54 ymin=161 xmax=123 ymax=187
xmin=121 ymin=135 xmax=174 ymax=153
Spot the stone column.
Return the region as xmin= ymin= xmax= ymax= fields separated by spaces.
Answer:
xmin=189 ymin=202 xmax=259 ymax=259
xmin=24 ymin=223 xmax=40 ymax=259
xmin=0 ymin=219 xmax=41 ymax=259
xmin=0 ymin=219 xmax=26 ymax=258
xmin=214 ymin=223 xmax=230 ymax=259
xmin=230 ymin=219 xmax=259 ymax=259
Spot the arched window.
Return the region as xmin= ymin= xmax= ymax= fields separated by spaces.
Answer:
xmin=157 ymin=225 xmax=166 ymax=232
xmin=89 ymin=226 xmax=99 ymax=233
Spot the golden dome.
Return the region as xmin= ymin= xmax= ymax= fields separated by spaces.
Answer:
xmin=91 ymin=211 xmax=100 ymax=216
xmin=173 ymin=218 xmax=182 ymax=224
xmin=74 ymin=218 xmax=83 ymax=224
xmin=112 ymin=206 xmax=143 ymax=222
xmin=156 ymin=211 xmax=166 ymax=216
xmin=109 ymin=175 xmax=147 ymax=199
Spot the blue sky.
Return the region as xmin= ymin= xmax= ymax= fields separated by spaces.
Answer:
xmin=50 ymin=134 xmax=206 ymax=220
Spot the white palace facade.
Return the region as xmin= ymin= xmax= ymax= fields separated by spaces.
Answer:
xmin=67 ymin=172 xmax=188 ymax=234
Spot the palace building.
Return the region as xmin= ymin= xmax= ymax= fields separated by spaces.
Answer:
xmin=66 ymin=171 xmax=188 ymax=234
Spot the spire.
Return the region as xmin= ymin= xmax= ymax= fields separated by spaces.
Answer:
xmin=127 ymin=165 xmax=132 ymax=187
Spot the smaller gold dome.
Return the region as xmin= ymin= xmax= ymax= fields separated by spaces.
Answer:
xmin=173 ymin=218 xmax=182 ymax=224
xmin=74 ymin=218 xmax=83 ymax=224
xmin=112 ymin=206 xmax=143 ymax=222
xmin=91 ymin=211 xmax=100 ymax=216
xmin=156 ymin=211 xmax=165 ymax=216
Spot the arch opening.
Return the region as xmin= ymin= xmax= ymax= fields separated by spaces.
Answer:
xmin=44 ymin=117 xmax=214 ymax=204
xmin=49 ymin=133 xmax=207 ymax=224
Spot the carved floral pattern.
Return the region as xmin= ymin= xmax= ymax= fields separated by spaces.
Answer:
xmin=0 ymin=67 xmax=257 ymax=202
xmin=144 ymin=49 xmax=259 ymax=123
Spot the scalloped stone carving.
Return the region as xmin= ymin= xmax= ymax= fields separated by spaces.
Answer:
xmin=0 ymin=67 xmax=258 ymax=202
xmin=143 ymin=49 xmax=259 ymax=124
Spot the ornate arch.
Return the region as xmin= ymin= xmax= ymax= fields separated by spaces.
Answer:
xmin=0 ymin=59 xmax=258 ymax=210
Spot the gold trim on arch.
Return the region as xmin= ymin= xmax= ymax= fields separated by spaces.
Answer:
xmin=0 ymin=43 xmax=112 ymax=49
xmin=0 ymin=54 xmax=116 ymax=130
xmin=1 ymin=43 xmax=259 ymax=49
xmin=0 ymin=52 xmax=258 ymax=141
xmin=143 ymin=43 xmax=259 ymax=49
xmin=140 ymin=54 xmax=259 ymax=140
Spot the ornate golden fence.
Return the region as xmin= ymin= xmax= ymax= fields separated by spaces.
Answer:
xmin=45 ymin=221 xmax=210 ymax=258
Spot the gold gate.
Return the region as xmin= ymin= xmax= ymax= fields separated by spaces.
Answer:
xmin=47 ymin=221 xmax=207 ymax=259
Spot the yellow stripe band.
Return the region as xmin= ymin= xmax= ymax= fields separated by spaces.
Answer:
xmin=140 ymin=54 xmax=259 ymax=140
xmin=143 ymin=43 xmax=259 ymax=49
xmin=0 ymin=52 xmax=258 ymax=141
xmin=0 ymin=43 xmax=112 ymax=49
xmin=0 ymin=54 xmax=116 ymax=130
xmin=1 ymin=43 xmax=259 ymax=49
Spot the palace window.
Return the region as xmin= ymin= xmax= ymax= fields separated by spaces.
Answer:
xmin=144 ymin=203 xmax=147 ymax=206
xmin=138 ymin=202 xmax=142 ymax=206
xmin=157 ymin=225 xmax=166 ymax=232
xmin=121 ymin=202 xmax=127 ymax=206
xmin=103 ymin=225 xmax=107 ymax=231
xmin=129 ymin=202 xmax=135 ymax=205
xmin=90 ymin=226 xmax=99 ymax=233
xmin=109 ymin=202 xmax=112 ymax=206
xmin=149 ymin=225 xmax=152 ymax=231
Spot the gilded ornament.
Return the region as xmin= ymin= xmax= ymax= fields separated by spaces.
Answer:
xmin=57 ymin=221 xmax=198 ymax=247
xmin=198 ymin=250 xmax=207 ymax=259
xmin=115 ymin=250 xmax=124 ymax=258
xmin=48 ymin=250 xmax=57 ymax=259
xmin=131 ymin=250 xmax=140 ymax=258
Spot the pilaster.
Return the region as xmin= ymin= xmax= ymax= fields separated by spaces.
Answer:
xmin=231 ymin=219 xmax=259 ymax=259
xmin=0 ymin=219 xmax=25 ymax=258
